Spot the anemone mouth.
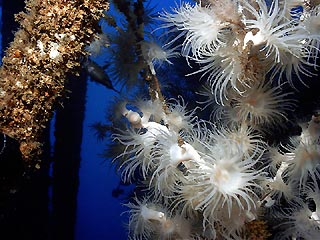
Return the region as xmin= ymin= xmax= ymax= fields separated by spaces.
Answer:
xmin=241 ymin=97 xmax=267 ymax=121
xmin=211 ymin=162 xmax=243 ymax=194
xmin=243 ymin=90 xmax=266 ymax=108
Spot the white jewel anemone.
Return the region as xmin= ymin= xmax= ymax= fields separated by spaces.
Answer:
xmin=124 ymin=198 xmax=167 ymax=240
xmin=141 ymin=40 xmax=179 ymax=75
xmin=243 ymin=0 xmax=307 ymax=64
xmin=113 ymin=121 xmax=171 ymax=182
xmin=231 ymin=81 xmax=295 ymax=127
xmin=191 ymin=44 xmax=248 ymax=104
xmin=178 ymin=145 xmax=264 ymax=228
xmin=160 ymin=2 xmax=228 ymax=58
xmin=124 ymin=198 xmax=192 ymax=240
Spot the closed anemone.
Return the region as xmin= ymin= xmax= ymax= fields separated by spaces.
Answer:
xmin=124 ymin=198 xmax=193 ymax=240
xmin=124 ymin=198 xmax=166 ymax=239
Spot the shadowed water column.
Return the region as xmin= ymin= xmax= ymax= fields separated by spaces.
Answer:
xmin=51 ymin=72 xmax=87 ymax=240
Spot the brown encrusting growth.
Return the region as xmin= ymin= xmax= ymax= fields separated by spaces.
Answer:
xmin=0 ymin=0 xmax=109 ymax=163
xmin=245 ymin=220 xmax=271 ymax=240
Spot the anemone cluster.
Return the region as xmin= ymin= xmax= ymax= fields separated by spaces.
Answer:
xmin=102 ymin=0 xmax=320 ymax=239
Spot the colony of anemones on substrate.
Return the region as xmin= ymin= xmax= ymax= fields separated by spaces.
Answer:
xmin=108 ymin=0 xmax=320 ymax=239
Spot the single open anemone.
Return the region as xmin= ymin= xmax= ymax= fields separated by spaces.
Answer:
xmin=177 ymin=144 xmax=264 ymax=230
xmin=113 ymin=121 xmax=171 ymax=182
xmin=149 ymin=131 xmax=201 ymax=197
xmin=190 ymin=43 xmax=252 ymax=104
xmin=140 ymin=40 xmax=180 ymax=75
xmin=230 ymin=80 xmax=295 ymax=127
xmin=147 ymin=121 xmax=214 ymax=199
xmin=159 ymin=2 xmax=228 ymax=58
xmin=209 ymin=123 xmax=266 ymax=157
xmin=243 ymin=0 xmax=307 ymax=64
xmin=242 ymin=0 xmax=317 ymax=88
